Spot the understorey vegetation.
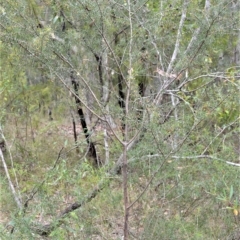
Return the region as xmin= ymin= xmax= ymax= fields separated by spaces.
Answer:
xmin=0 ymin=0 xmax=239 ymax=239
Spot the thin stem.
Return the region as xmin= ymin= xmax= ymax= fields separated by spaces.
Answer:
xmin=0 ymin=148 xmax=22 ymax=210
xmin=122 ymin=0 xmax=133 ymax=238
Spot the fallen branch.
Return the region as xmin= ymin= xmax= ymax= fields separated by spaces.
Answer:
xmin=23 ymin=147 xmax=64 ymax=212
xmin=30 ymin=135 xmax=141 ymax=236
xmin=32 ymin=179 xmax=110 ymax=236
xmin=34 ymin=137 xmax=142 ymax=235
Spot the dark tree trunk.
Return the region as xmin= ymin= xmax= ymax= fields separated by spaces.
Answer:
xmin=71 ymin=72 xmax=99 ymax=166
xmin=71 ymin=111 xmax=79 ymax=154
xmin=138 ymin=82 xmax=146 ymax=97
xmin=94 ymin=53 xmax=104 ymax=100
xmin=117 ymin=74 xmax=125 ymax=109
xmin=117 ymin=74 xmax=126 ymax=131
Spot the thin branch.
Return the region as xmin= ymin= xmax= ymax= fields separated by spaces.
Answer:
xmin=226 ymin=161 xmax=240 ymax=167
xmin=30 ymin=137 xmax=140 ymax=236
xmin=167 ymin=0 xmax=189 ymax=74
xmin=0 ymin=148 xmax=22 ymax=209
xmin=32 ymin=178 xmax=109 ymax=236
xmin=0 ymin=128 xmax=22 ymax=204
xmin=23 ymin=147 xmax=64 ymax=211
xmin=53 ymin=53 xmax=125 ymax=145
xmin=154 ymin=1 xmax=189 ymax=105
xmin=77 ymin=0 xmax=128 ymax=85
xmin=172 ymin=155 xmax=240 ymax=167
xmin=184 ymin=27 xmax=201 ymax=55
xmin=52 ymin=51 xmax=102 ymax=109
xmin=201 ymin=118 xmax=240 ymax=155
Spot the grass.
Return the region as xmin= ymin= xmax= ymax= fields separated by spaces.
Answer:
xmin=0 ymin=111 xmax=239 ymax=239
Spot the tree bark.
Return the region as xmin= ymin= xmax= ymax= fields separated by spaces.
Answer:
xmin=71 ymin=72 xmax=99 ymax=166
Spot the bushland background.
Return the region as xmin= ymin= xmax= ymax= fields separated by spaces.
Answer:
xmin=0 ymin=0 xmax=239 ymax=239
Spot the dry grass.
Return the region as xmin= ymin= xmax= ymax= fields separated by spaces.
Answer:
xmin=0 ymin=115 xmax=239 ymax=239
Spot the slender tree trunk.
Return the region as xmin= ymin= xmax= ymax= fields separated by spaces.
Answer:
xmin=122 ymin=143 xmax=129 ymax=239
xmin=122 ymin=1 xmax=134 ymax=238
xmin=118 ymin=74 xmax=126 ymax=131
xmin=71 ymin=72 xmax=99 ymax=166
xmin=94 ymin=53 xmax=104 ymax=100
xmin=70 ymin=111 xmax=79 ymax=154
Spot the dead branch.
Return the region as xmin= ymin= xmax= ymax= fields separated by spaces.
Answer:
xmin=32 ymin=179 xmax=109 ymax=236
xmin=29 ymin=130 xmax=144 ymax=236
xmin=0 ymin=148 xmax=22 ymax=210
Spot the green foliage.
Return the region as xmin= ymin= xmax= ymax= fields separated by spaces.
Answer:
xmin=0 ymin=0 xmax=239 ymax=239
xmin=139 ymin=159 xmax=239 ymax=239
